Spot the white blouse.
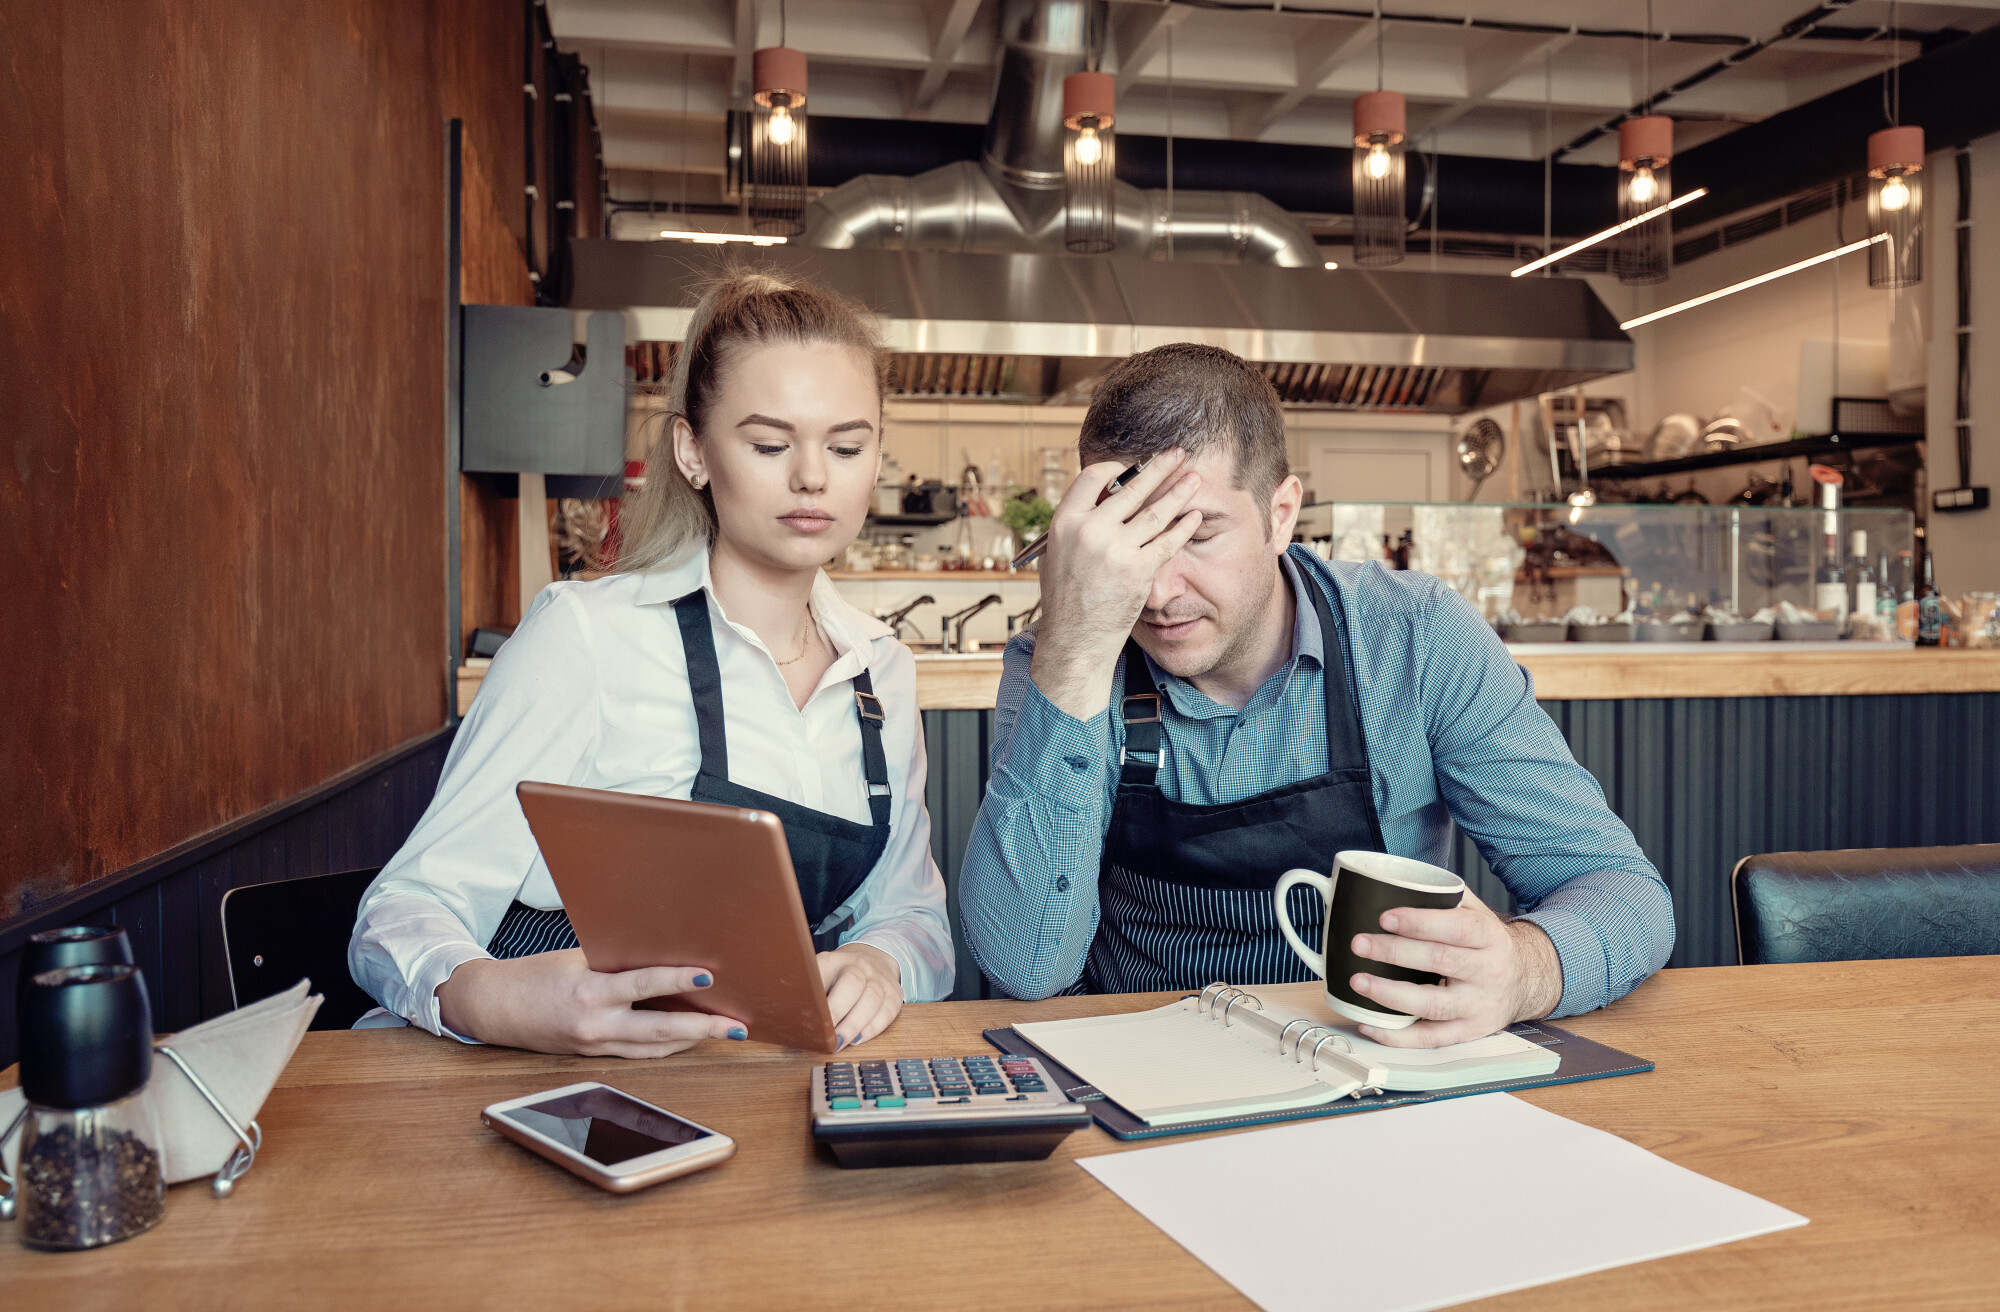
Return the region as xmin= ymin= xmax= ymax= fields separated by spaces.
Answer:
xmin=349 ymin=551 xmax=956 ymax=1038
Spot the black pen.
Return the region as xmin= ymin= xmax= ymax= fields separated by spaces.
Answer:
xmin=1008 ymin=455 xmax=1156 ymax=570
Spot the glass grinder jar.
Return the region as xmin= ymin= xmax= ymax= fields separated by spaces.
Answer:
xmin=10 ymin=962 xmax=166 ymax=1249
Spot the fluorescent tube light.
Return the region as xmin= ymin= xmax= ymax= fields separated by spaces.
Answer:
xmin=655 ymin=229 xmax=788 ymax=246
xmin=1509 ymin=189 xmax=1708 ymax=278
xmin=1619 ymin=234 xmax=1887 ymax=331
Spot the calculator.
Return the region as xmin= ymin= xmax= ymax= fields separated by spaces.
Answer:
xmin=810 ymin=1053 xmax=1093 ymax=1168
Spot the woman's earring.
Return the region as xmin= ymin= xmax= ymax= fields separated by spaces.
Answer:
xmin=690 ymin=474 xmax=706 ymax=490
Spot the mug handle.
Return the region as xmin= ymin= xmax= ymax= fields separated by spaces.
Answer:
xmin=1274 ymin=869 xmax=1332 ymax=977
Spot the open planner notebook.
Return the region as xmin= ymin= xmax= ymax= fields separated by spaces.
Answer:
xmin=1011 ymin=986 xmax=1562 ymax=1128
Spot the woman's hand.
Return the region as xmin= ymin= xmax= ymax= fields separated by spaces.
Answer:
xmin=436 ymin=950 xmax=746 ymax=1058
xmin=817 ymin=944 xmax=903 ymax=1050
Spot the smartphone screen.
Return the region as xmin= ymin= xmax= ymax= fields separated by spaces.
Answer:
xmin=498 ymin=1087 xmax=712 ymax=1167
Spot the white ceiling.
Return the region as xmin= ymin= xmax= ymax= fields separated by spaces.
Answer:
xmin=551 ymin=0 xmax=2000 ymax=180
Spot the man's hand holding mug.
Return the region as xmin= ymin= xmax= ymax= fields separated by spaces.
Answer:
xmin=1276 ymin=850 xmax=1564 ymax=1049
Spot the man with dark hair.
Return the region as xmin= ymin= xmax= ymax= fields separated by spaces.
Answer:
xmin=960 ymin=344 xmax=1673 ymax=1047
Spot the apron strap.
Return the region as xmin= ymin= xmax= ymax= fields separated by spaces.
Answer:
xmin=1118 ymin=644 xmax=1167 ymax=786
xmin=672 ymin=590 xmax=732 ymax=779
xmin=1297 ymin=562 xmax=1368 ymax=775
xmin=852 ymin=668 xmax=893 ymax=831
xmin=675 ymin=588 xmax=893 ymax=830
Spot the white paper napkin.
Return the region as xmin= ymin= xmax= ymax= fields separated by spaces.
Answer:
xmin=5 ymin=978 xmax=320 ymax=1185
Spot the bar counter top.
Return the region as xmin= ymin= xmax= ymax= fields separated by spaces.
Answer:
xmin=455 ymin=645 xmax=2000 ymax=714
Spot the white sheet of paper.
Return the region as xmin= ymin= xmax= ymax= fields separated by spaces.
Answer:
xmin=1078 ymin=1093 xmax=1807 ymax=1312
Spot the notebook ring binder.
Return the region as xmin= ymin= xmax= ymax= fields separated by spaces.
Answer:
xmin=1217 ymin=989 xmax=1263 ymax=1027
xmin=1277 ymin=1019 xmax=1317 ymax=1058
xmin=1308 ymin=1032 xmax=1352 ymax=1072
xmin=1197 ymin=982 xmax=1231 ymax=1014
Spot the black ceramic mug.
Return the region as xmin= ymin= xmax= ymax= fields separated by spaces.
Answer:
xmin=1274 ymin=850 xmax=1466 ymax=1029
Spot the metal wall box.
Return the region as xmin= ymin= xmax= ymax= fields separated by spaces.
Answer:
xmin=461 ymin=306 xmax=625 ymax=476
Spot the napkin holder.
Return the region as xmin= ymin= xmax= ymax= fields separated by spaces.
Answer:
xmin=3 ymin=978 xmax=320 ymax=1210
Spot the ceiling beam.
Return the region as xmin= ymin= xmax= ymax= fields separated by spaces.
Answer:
xmin=1408 ymin=31 xmax=1579 ymax=142
xmin=911 ymin=0 xmax=986 ymax=116
xmin=1112 ymin=2 xmax=1192 ymax=96
xmin=1240 ymin=18 xmax=1375 ymax=140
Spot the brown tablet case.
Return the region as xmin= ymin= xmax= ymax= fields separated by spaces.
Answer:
xmin=516 ymin=781 xmax=838 ymax=1053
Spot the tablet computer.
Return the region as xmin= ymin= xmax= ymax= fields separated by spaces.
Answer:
xmin=515 ymin=781 xmax=838 ymax=1053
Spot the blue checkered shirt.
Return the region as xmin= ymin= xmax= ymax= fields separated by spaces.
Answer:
xmin=959 ymin=548 xmax=1675 ymax=1010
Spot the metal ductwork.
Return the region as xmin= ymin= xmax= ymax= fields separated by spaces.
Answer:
xmin=568 ymin=242 xmax=1634 ymax=415
xmin=798 ymin=0 xmax=1321 ymax=267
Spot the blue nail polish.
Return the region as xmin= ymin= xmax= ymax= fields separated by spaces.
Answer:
xmin=834 ymin=1035 xmax=847 ymax=1052
xmin=692 ymin=972 xmax=712 ymax=988
xmin=727 ymin=1026 xmax=747 ymax=1041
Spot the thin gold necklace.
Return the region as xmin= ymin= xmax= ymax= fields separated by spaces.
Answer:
xmin=774 ymin=617 xmax=817 ymax=666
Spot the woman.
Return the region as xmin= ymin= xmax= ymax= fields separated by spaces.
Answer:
xmin=349 ymin=271 xmax=954 ymax=1057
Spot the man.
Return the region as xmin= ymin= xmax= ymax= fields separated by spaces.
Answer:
xmin=959 ymin=343 xmax=1673 ymax=1047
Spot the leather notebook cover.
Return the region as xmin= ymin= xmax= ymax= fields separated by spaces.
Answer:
xmin=985 ymin=1022 xmax=1653 ymax=1141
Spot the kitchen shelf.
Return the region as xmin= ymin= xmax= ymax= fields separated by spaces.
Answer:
xmin=1589 ymin=430 xmax=1922 ymax=481
xmin=866 ymin=512 xmax=958 ymax=527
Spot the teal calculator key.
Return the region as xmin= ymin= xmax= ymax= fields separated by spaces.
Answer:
xmin=874 ymin=1096 xmax=906 ymax=1108
xmin=829 ymin=1097 xmax=862 ymax=1110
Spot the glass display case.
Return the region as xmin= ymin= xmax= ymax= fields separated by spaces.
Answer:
xmin=1292 ymin=501 xmax=1918 ymax=643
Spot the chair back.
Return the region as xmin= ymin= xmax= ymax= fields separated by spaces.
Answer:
xmin=221 ymin=868 xmax=384 ymax=1030
xmin=1731 ymin=844 xmax=2000 ymax=965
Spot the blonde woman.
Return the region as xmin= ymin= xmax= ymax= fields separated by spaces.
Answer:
xmin=350 ymin=271 xmax=954 ymax=1056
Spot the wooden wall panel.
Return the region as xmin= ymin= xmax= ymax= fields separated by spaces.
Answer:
xmin=1 ymin=0 xmax=523 ymax=922
xmin=0 ymin=729 xmax=454 ymax=1070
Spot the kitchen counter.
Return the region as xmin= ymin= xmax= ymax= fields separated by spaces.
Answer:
xmin=455 ymin=644 xmax=2000 ymax=715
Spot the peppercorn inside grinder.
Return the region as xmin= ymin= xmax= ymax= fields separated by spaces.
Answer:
xmin=6 ymin=962 xmax=167 ymax=1249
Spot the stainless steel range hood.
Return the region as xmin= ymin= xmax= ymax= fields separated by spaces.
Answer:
xmin=569 ymin=241 xmax=1633 ymax=415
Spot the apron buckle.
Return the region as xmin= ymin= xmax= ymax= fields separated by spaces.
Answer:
xmin=854 ymin=690 xmax=885 ymax=723
xmin=1121 ymin=693 xmax=1162 ymax=724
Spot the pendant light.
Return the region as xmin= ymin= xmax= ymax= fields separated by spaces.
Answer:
xmin=1062 ymin=71 xmax=1116 ymax=253
xmin=1867 ymin=7 xmax=1922 ymax=288
xmin=749 ymin=43 xmax=807 ymax=235
xmin=1615 ymin=6 xmax=1672 ymax=285
xmin=1350 ymin=3 xmax=1405 ymax=266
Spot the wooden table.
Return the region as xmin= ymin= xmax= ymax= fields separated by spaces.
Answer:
xmin=5 ymin=958 xmax=1997 ymax=1308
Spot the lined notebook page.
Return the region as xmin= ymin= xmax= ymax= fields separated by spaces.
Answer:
xmin=1015 ymin=1004 xmax=1356 ymax=1126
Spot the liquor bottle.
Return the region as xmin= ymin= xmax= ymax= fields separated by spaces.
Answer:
xmin=1915 ymin=549 xmax=1943 ymax=647
xmin=1811 ymin=467 xmax=1846 ymax=618
xmin=1874 ymin=546 xmax=1897 ymax=620
xmin=1848 ymin=530 xmax=1876 ymax=618
xmin=1814 ymin=541 xmax=1848 ymax=619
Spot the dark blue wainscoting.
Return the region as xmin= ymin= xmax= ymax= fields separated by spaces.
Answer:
xmin=0 ymin=728 xmax=455 ymax=1069
xmin=926 ymin=693 xmax=2000 ymax=992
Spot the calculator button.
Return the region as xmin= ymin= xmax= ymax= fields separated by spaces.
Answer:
xmin=974 ymin=1085 xmax=1005 ymax=1096
xmin=874 ymin=1096 xmax=906 ymax=1108
xmin=904 ymin=1088 xmax=935 ymax=1099
xmin=828 ymin=1097 xmax=862 ymax=1110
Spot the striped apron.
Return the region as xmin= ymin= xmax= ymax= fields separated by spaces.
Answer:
xmin=1082 ymin=567 xmax=1386 ymax=994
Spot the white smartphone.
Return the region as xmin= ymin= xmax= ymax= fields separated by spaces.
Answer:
xmin=481 ymin=1082 xmax=736 ymax=1192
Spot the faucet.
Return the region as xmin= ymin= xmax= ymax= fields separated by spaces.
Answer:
xmin=876 ymin=594 xmax=934 ymax=642
xmin=1006 ymin=599 xmax=1042 ymax=635
xmin=941 ymin=594 xmax=1003 ymax=653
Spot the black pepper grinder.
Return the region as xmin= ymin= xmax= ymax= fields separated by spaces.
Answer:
xmin=17 ymin=925 xmax=134 ymax=984
xmin=9 ymin=963 xmax=166 ymax=1249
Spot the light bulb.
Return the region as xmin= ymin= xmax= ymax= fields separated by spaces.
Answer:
xmin=1627 ymin=166 xmax=1657 ymax=205
xmin=766 ymin=104 xmax=795 ymax=146
xmin=1880 ymin=174 xmax=1910 ymax=212
xmin=1074 ymin=126 xmax=1102 ymax=166
xmin=1364 ymin=142 xmax=1391 ymax=181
